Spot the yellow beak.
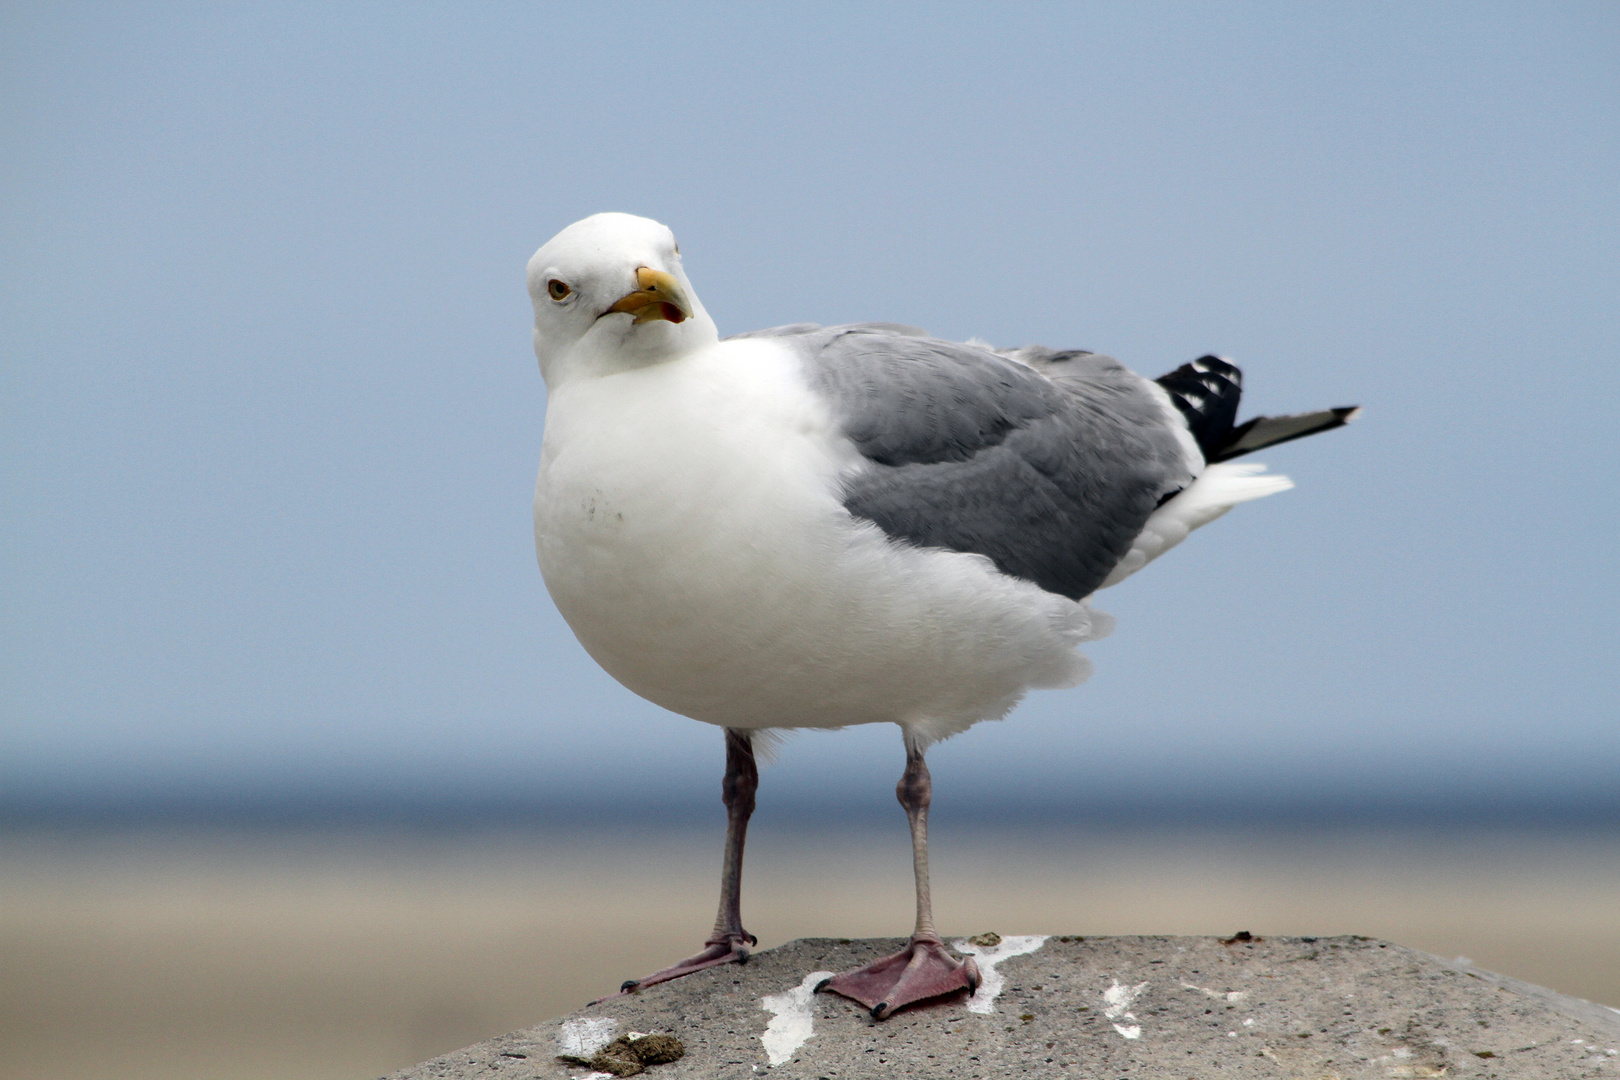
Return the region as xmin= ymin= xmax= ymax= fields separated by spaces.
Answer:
xmin=606 ymin=267 xmax=692 ymax=325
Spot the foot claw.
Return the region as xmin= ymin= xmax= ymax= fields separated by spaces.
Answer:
xmin=814 ymin=977 xmax=832 ymax=993
xmin=871 ymin=1002 xmax=889 ymax=1020
xmin=620 ymin=979 xmax=640 ymax=993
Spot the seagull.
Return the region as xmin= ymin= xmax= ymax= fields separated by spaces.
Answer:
xmin=528 ymin=212 xmax=1356 ymax=1020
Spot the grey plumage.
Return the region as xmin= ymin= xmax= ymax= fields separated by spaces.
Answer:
xmin=750 ymin=324 xmax=1195 ymax=602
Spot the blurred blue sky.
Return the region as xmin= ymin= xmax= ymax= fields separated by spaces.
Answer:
xmin=3 ymin=2 xmax=1616 ymax=818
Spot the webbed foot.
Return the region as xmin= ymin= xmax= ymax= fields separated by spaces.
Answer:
xmin=817 ymin=934 xmax=979 ymax=1020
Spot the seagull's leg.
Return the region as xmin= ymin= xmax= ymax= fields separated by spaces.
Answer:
xmin=818 ymin=730 xmax=979 ymax=1020
xmin=592 ymin=727 xmax=758 ymax=1003
xmin=708 ymin=727 xmax=760 ymax=953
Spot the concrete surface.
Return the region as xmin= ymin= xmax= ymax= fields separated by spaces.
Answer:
xmin=382 ymin=935 xmax=1620 ymax=1079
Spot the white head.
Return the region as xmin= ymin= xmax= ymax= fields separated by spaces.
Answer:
xmin=526 ymin=213 xmax=718 ymax=386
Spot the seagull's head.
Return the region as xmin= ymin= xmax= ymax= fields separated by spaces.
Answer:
xmin=527 ymin=213 xmax=718 ymax=386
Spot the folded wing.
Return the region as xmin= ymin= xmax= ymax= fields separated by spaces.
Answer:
xmin=767 ymin=325 xmax=1193 ymax=601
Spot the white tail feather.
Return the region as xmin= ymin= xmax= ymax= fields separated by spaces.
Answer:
xmin=1099 ymin=462 xmax=1293 ymax=589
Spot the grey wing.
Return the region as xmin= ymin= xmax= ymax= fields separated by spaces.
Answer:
xmin=782 ymin=325 xmax=1195 ymax=601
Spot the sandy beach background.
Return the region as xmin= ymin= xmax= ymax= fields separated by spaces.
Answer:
xmin=4 ymin=820 xmax=1615 ymax=1080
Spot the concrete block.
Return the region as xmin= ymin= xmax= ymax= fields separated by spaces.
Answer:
xmin=382 ymin=935 xmax=1620 ymax=1078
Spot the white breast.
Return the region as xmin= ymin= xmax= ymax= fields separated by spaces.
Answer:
xmin=535 ymin=338 xmax=1106 ymax=741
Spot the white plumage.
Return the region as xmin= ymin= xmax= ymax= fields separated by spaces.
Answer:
xmin=535 ymin=335 xmax=1106 ymax=742
xmin=1099 ymin=462 xmax=1295 ymax=588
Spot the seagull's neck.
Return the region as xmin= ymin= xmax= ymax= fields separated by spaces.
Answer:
xmin=540 ymin=314 xmax=720 ymax=390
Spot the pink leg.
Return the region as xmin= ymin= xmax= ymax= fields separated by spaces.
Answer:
xmin=591 ymin=729 xmax=758 ymax=1004
xmin=818 ymin=731 xmax=979 ymax=1019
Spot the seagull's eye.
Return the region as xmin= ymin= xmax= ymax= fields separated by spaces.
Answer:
xmin=547 ymin=279 xmax=572 ymax=301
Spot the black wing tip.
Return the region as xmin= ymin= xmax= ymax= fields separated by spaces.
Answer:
xmin=1156 ymin=355 xmax=1244 ymax=460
